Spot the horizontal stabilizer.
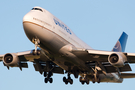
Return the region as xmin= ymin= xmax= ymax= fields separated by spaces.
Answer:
xmin=120 ymin=73 xmax=135 ymax=78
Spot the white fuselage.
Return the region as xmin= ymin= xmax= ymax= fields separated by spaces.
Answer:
xmin=23 ymin=7 xmax=123 ymax=83
xmin=23 ymin=7 xmax=91 ymax=50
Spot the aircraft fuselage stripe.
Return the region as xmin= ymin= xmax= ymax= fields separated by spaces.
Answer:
xmin=23 ymin=21 xmax=75 ymax=48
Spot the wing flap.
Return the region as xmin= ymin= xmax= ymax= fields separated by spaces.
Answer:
xmin=33 ymin=64 xmax=64 ymax=74
xmin=88 ymin=62 xmax=131 ymax=73
xmin=120 ymin=73 xmax=135 ymax=78
xmin=105 ymin=64 xmax=132 ymax=73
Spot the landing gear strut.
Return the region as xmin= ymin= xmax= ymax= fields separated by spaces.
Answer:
xmin=63 ymin=73 xmax=73 ymax=85
xmin=32 ymin=38 xmax=40 ymax=55
xmin=91 ymin=62 xmax=101 ymax=83
xmin=92 ymin=74 xmax=100 ymax=83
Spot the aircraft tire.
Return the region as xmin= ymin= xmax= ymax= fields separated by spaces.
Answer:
xmin=63 ymin=77 xmax=66 ymax=82
xmin=69 ymin=79 xmax=73 ymax=84
xmin=81 ymin=81 xmax=85 ymax=85
xmin=65 ymin=80 xmax=68 ymax=85
xmin=44 ymin=72 xmax=47 ymax=77
xmin=45 ymin=78 xmax=48 ymax=83
xmin=79 ymin=77 xmax=83 ymax=82
xmin=92 ymin=78 xmax=95 ymax=83
xmin=49 ymin=78 xmax=53 ymax=83
xmin=86 ymin=80 xmax=89 ymax=85
xmin=97 ymin=78 xmax=100 ymax=83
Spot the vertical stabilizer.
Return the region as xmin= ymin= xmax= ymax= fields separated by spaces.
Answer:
xmin=112 ymin=32 xmax=128 ymax=52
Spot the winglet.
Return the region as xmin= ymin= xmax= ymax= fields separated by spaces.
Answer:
xmin=112 ymin=32 xmax=128 ymax=52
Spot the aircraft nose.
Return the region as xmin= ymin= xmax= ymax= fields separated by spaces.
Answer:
xmin=23 ymin=13 xmax=33 ymax=23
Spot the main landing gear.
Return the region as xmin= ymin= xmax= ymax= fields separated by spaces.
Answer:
xmin=91 ymin=74 xmax=100 ymax=83
xmin=63 ymin=73 xmax=73 ymax=85
xmin=91 ymin=62 xmax=101 ymax=83
xmin=44 ymin=71 xmax=53 ymax=83
xmin=79 ymin=74 xmax=89 ymax=85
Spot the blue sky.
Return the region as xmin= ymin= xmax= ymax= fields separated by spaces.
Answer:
xmin=0 ymin=0 xmax=135 ymax=90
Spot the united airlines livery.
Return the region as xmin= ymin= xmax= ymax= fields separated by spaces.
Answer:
xmin=1 ymin=6 xmax=135 ymax=85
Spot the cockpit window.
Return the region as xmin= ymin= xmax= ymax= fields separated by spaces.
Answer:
xmin=31 ymin=8 xmax=43 ymax=12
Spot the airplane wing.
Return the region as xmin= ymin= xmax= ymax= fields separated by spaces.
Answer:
xmin=126 ymin=53 xmax=135 ymax=63
xmin=72 ymin=49 xmax=135 ymax=63
xmin=0 ymin=48 xmax=64 ymax=74
xmin=72 ymin=49 xmax=135 ymax=74
xmin=72 ymin=32 xmax=135 ymax=75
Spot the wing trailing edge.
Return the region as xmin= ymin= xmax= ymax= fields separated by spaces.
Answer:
xmin=120 ymin=73 xmax=135 ymax=78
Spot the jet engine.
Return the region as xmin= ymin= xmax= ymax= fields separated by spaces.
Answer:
xmin=3 ymin=53 xmax=19 ymax=67
xmin=108 ymin=52 xmax=127 ymax=67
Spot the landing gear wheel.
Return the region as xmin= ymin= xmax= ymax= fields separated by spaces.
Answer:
xmin=92 ymin=78 xmax=95 ymax=83
xmin=73 ymin=71 xmax=79 ymax=78
xmin=63 ymin=73 xmax=73 ymax=85
xmin=65 ymin=80 xmax=68 ymax=85
xmin=63 ymin=77 xmax=66 ymax=82
xmin=80 ymin=77 xmax=89 ymax=85
xmin=81 ymin=81 xmax=85 ymax=85
xmin=49 ymin=78 xmax=53 ymax=83
xmin=69 ymin=79 xmax=73 ymax=84
xmin=45 ymin=78 xmax=48 ymax=83
xmin=97 ymin=78 xmax=100 ymax=83
xmin=79 ymin=77 xmax=82 ymax=82
xmin=32 ymin=50 xmax=36 ymax=55
xmin=44 ymin=72 xmax=47 ymax=77
xmin=86 ymin=80 xmax=89 ymax=85
xmin=32 ymin=50 xmax=40 ymax=55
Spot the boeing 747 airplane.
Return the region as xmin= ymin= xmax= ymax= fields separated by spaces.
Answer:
xmin=1 ymin=6 xmax=135 ymax=85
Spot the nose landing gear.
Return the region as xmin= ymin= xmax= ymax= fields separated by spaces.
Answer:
xmin=32 ymin=38 xmax=40 ymax=55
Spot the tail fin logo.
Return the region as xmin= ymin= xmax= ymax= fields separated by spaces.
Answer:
xmin=112 ymin=32 xmax=128 ymax=52
xmin=112 ymin=41 xmax=122 ymax=52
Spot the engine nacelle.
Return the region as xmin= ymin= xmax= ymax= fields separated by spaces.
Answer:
xmin=108 ymin=52 xmax=127 ymax=67
xmin=3 ymin=53 xmax=19 ymax=67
